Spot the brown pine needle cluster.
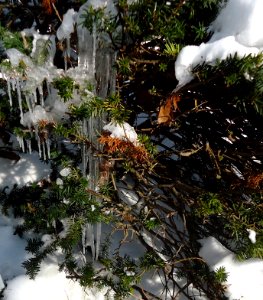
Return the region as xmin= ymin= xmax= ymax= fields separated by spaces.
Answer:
xmin=42 ymin=0 xmax=56 ymax=15
xmin=246 ymin=173 xmax=263 ymax=189
xmin=99 ymin=134 xmax=151 ymax=164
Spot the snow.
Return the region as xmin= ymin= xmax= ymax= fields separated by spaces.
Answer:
xmin=247 ymin=229 xmax=257 ymax=244
xmin=4 ymin=263 xmax=105 ymax=300
xmin=199 ymin=236 xmax=263 ymax=300
xmin=0 ymin=152 xmax=50 ymax=190
xmin=103 ymin=121 xmax=138 ymax=145
xmin=0 ymin=225 xmax=30 ymax=280
xmin=59 ymin=167 xmax=71 ymax=177
xmin=174 ymin=0 xmax=263 ymax=87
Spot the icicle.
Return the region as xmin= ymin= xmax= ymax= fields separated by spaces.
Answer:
xmin=11 ymin=78 xmax=16 ymax=91
xmin=38 ymin=85 xmax=44 ymax=107
xmin=37 ymin=139 xmax=42 ymax=157
xmin=82 ymin=119 xmax=88 ymax=177
xmin=82 ymin=224 xmax=95 ymax=260
xmin=64 ymin=37 xmax=71 ymax=71
xmin=16 ymin=78 xmax=24 ymax=123
xmin=26 ymin=139 xmax=32 ymax=154
xmin=33 ymin=88 xmax=38 ymax=104
xmin=30 ymin=94 xmax=35 ymax=109
xmin=46 ymin=138 xmax=51 ymax=159
xmin=95 ymin=222 xmax=101 ymax=260
xmin=6 ymin=77 xmax=13 ymax=106
xmin=25 ymin=94 xmax=33 ymax=113
xmin=42 ymin=142 xmax=46 ymax=161
xmin=82 ymin=226 xmax=86 ymax=255
xmin=35 ymin=127 xmax=42 ymax=158
xmin=91 ymin=23 xmax=96 ymax=77
xmin=17 ymin=136 xmax=25 ymax=152
xmin=64 ymin=51 xmax=68 ymax=71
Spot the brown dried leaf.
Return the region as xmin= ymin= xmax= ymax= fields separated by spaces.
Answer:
xmin=158 ymin=97 xmax=173 ymax=124
xmin=157 ymin=94 xmax=181 ymax=124
xmin=42 ymin=0 xmax=56 ymax=14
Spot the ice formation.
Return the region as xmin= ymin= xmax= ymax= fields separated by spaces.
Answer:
xmin=0 ymin=0 xmax=123 ymax=262
xmin=174 ymin=0 xmax=263 ymax=88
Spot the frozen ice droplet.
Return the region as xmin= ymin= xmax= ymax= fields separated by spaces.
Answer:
xmin=60 ymin=167 xmax=71 ymax=177
xmin=247 ymin=229 xmax=257 ymax=244
xmin=56 ymin=178 xmax=63 ymax=186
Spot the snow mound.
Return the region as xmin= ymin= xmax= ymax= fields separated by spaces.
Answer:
xmin=199 ymin=236 xmax=263 ymax=300
xmin=0 ymin=226 xmax=30 ymax=280
xmin=103 ymin=121 xmax=138 ymax=145
xmin=175 ymin=0 xmax=263 ymax=87
xmin=0 ymin=152 xmax=51 ymax=190
xmin=4 ymin=262 xmax=106 ymax=300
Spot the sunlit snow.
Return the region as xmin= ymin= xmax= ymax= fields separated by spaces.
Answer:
xmin=199 ymin=236 xmax=263 ymax=300
xmin=175 ymin=0 xmax=263 ymax=88
xmin=0 ymin=152 xmax=50 ymax=190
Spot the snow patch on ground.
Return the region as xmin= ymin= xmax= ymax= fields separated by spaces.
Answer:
xmin=0 ymin=152 xmax=51 ymax=190
xmin=4 ymin=262 xmax=105 ymax=300
xmin=199 ymin=236 xmax=263 ymax=300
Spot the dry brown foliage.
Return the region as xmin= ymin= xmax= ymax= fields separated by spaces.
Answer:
xmin=246 ymin=173 xmax=263 ymax=189
xmin=42 ymin=0 xmax=56 ymax=14
xmin=98 ymin=134 xmax=151 ymax=164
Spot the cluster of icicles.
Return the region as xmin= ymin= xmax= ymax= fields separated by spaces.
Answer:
xmin=0 ymin=0 xmax=120 ymax=261
xmin=5 ymin=74 xmax=52 ymax=160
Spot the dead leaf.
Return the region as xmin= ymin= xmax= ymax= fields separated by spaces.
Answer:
xmin=157 ymin=94 xmax=181 ymax=124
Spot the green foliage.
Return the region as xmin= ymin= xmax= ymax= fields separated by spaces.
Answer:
xmin=79 ymin=263 xmax=95 ymax=287
xmin=70 ymin=93 xmax=131 ymax=123
xmin=196 ymin=192 xmax=223 ymax=217
xmin=143 ymin=217 xmax=160 ymax=230
xmin=139 ymin=251 xmax=165 ymax=271
xmin=163 ymin=42 xmax=181 ymax=58
xmin=53 ymin=76 xmax=75 ymax=102
xmin=192 ymin=53 xmax=263 ymax=115
xmin=0 ymin=25 xmax=30 ymax=54
xmin=137 ymin=134 xmax=157 ymax=156
xmin=22 ymin=243 xmax=56 ymax=279
xmin=80 ymin=6 xmax=106 ymax=33
xmin=117 ymin=57 xmax=132 ymax=76
xmin=25 ymin=238 xmax=44 ymax=254
xmin=214 ymin=266 xmax=228 ymax=283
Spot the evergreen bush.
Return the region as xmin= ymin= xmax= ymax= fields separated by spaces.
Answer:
xmin=0 ymin=0 xmax=263 ymax=299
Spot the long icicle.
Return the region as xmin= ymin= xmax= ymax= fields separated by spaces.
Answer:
xmin=38 ymin=84 xmax=44 ymax=107
xmin=16 ymin=78 xmax=24 ymax=123
xmin=6 ymin=77 xmax=13 ymax=107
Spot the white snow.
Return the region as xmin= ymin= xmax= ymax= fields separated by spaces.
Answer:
xmin=4 ymin=263 xmax=105 ymax=300
xmin=103 ymin=121 xmax=138 ymax=145
xmin=59 ymin=167 xmax=71 ymax=177
xmin=0 ymin=274 xmax=4 ymax=292
xmin=247 ymin=229 xmax=257 ymax=244
xmin=0 ymin=152 xmax=50 ymax=190
xmin=0 ymin=225 xmax=30 ymax=280
xmin=174 ymin=0 xmax=263 ymax=87
xmin=199 ymin=236 xmax=263 ymax=300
